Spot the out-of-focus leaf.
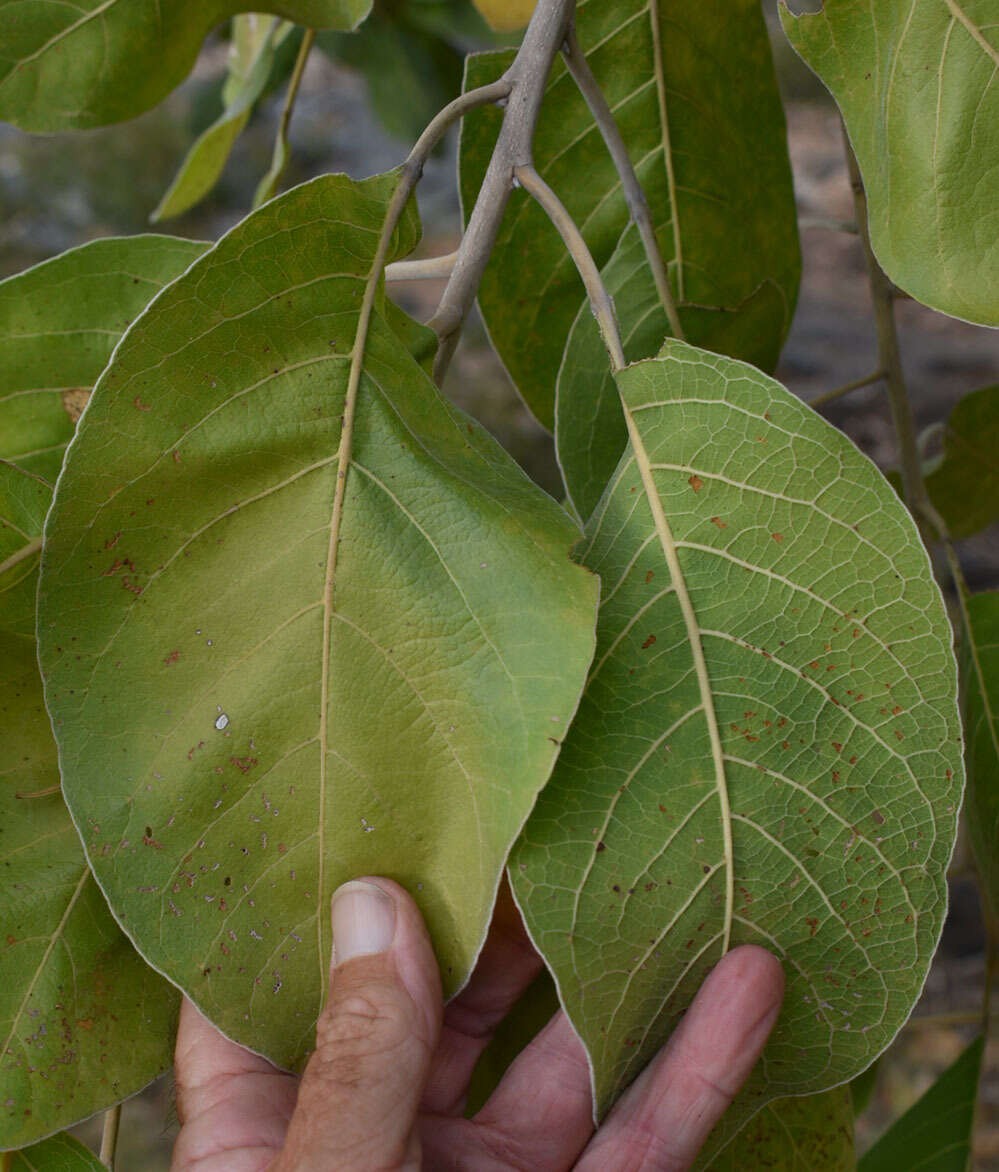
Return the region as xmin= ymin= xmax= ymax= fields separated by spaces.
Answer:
xmin=0 ymin=0 xmax=371 ymax=132
xmin=1 ymin=462 xmax=178 ymax=1150
xmin=708 ymin=1086 xmax=854 ymax=1171
xmin=36 ymin=170 xmax=599 ymax=1073
xmin=319 ymin=2 xmax=462 ymax=144
xmin=9 ymin=1131 xmax=105 ymax=1171
xmin=851 ymin=1059 xmax=880 ymax=1116
xmin=471 ymin=0 xmax=534 ymax=32
xmin=512 ymin=340 xmax=962 ymax=1153
xmin=858 ymin=1036 xmax=983 ymax=1171
xmin=152 ymin=15 xmax=291 ymax=222
xmin=781 ymin=0 xmax=999 ymax=327
xmin=964 ymin=590 xmax=999 ymax=918
xmin=0 ymin=237 xmax=208 ymax=482
xmin=922 ymin=386 xmax=999 ymax=540
xmin=459 ymin=0 xmax=800 ymax=434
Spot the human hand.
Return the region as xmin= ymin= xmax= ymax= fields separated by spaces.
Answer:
xmin=171 ymin=877 xmax=783 ymax=1172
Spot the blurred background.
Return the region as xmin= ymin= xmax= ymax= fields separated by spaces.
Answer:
xmin=1 ymin=2 xmax=994 ymax=1165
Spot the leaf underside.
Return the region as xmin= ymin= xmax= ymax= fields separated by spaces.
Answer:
xmin=9 ymin=1130 xmax=106 ymax=1171
xmin=37 ymin=171 xmax=599 ymax=1072
xmin=781 ymin=0 xmax=999 ymax=327
xmin=511 ymin=341 xmax=962 ymax=1162
xmin=459 ymin=0 xmax=800 ymax=436
xmin=1 ymin=462 xmax=178 ymax=1151
xmin=0 ymin=236 xmax=209 ymax=482
xmin=0 ymin=0 xmax=370 ymax=131
xmin=707 ymin=1085 xmax=854 ymax=1171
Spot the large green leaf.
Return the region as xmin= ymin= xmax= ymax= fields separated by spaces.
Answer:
xmin=707 ymin=1086 xmax=854 ymax=1171
xmin=1 ymin=462 xmax=178 ymax=1151
xmin=36 ymin=171 xmax=598 ymax=1072
xmin=964 ymin=590 xmax=999 ymax=917
xmin=0 ymin=0 xmax=370 ymax=132
xmin=922 ymin=385 xmax=999 ymax=540
xmin=858 ymin=1036 xmax=983 ymax=1172
xmin=511 ymin=340 xmax=962 ymax=1156
xmin=152 ymin=15 xmax=292 ymax=222
xmin=0 ymin=237 xmax=209 ymax=482
xmin=781 ymin=0 xmax=999 ymax=328
xmin=9 ymin=1131 xmax=105 ymax=1171
xmin=458 ymin=0 xmax=800 ymax=431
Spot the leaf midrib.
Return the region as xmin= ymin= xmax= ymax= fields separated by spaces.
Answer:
xmin=621 ymin=406 xmax=734 ymax=952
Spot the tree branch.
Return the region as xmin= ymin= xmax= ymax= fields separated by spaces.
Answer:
xmin=428 ymin=0 xmax=576 ymax=385
xmin=100 ymin=1103 xmax=121 ymax=1169
xmin=561 ymin=25 xmax=684 ymax=341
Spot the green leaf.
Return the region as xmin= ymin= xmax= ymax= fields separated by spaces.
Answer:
xmin=152 ymin=15 xmax=291 ymax=222
xmin=964 ymin=590 xmax=999 ymax=918
xmin=511 ymin=340 xmax=962 ymax=1153
xmin=9 ymin=1131 xmax=105 ymax=1171
xmin=36 ymin=171 xmax=599 ymax=1072
xmin=921 ymin=386 xmax=999 ymax=540
xmin=858 ymin=1036 xmax=983 ymax=1172
xmin=707 ymin=1086 xmax=855 ymax=1171
xmin=0 ymin=237 xmax=209 ymax=482
xmin=781 ymin=0 xmax=999 ymax=328
xmin=458 ymin=0 xmax=800 ymax=431
xmin=1 ymin=462 xmax=178 ymax=1151
xmin=319 ymin=1 xmax=464 ymax=145
xmin=0 ymin=0 xmax=371 ymax=132
xmin=851 ymin=1058 xmax=880 ymax=1116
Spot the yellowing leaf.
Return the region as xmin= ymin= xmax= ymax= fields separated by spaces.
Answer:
xmin=471 ymin=0 xmax=535 ymax=33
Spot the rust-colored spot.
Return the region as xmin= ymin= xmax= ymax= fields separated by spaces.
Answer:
xmin=894 ymin=730 xmax=903 ymax=741
xmin=832 ymin=742 xmax=843 ymax=753
xmin=172 ymin=450 xmax=181 ymax=465
xmin=688 ymin=474 xmax=703 ymax=492
xmin=710 ymin=516 xmax=727 ymax=528
xmin=806 ymin=917 xmax=819 ymax=937
xmin=809 ymin=661 xmax=819 ymax=670
xmin=772 ymin=532 xmax=783 ymax=542
xmin=892 ymin=705 xmax=902 ymax=715
xmin=595 ymin=841 xmax=606 ymax=852
xmin=641 ymin=634 xmax=657 ymax=649
xmin=76 ymin=1018 xmax=94 ymax=1031
xmin=6 ymin=934 xmax=16 ymax=945
xmin=142 ymin=832 xmax=163 ymax=849
xmin=61 ymin=388 xmax=91 ymax=422
xmin=104 ymin=532 xmax=121 ymax=550
xmin=164 ymin=650 xmax=180 ymax=666
xmin=133 ymin=396 xmax=151 ymax=411
xmin=645 ymin=570 xmax=654 ymax=584
xmin=231 ymin=756 xmax=258 ymax=775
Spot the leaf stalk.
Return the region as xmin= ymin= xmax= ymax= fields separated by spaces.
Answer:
xmin=99 ymin=1102 xmax=121 ymax=1169
xmin=253 ymin=28 xmax=316 ymax=208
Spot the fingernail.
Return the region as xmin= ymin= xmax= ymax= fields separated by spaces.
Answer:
xmin=331 ymin=880 xmax=396 ymax=963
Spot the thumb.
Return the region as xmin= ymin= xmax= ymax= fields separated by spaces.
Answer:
xmin=271 ymin=878 xmax=443 ymax=1172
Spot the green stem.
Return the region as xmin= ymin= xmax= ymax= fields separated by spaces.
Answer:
xmin=844 ymin=135 xmax=947 ymax=539
xmin=253 ymin=28 xmax=316 ymax=208
xmin=99 ymin=1103 xmax=121 ymax=1169
xmin=807 ymin=369 xmax=885 ymax=410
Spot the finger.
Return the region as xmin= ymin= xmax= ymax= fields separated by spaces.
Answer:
xmin=576 ymin=945 xmax=784 ymax=1172
xmin=270 ymin=877 xmax=442 ymax=1172
xmin=440 ymin=1010 xmax=596 ymax=1171
xmin=171 ymin=997 xmax=298 ymax=1172
xmin=422 ymin=875 xmax=544 ymax=1114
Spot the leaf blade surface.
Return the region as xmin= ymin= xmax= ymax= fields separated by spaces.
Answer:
xmin=512 ymin=341 xmax=962 ymax=1155
xmin=781 ymin=0 xmax=999 ymax=326
xmin=36 ymin=171 xmax=599 ymax=1070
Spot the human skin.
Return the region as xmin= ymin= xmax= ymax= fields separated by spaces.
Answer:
xmin=171 ymin=877 xmax=784 ymax=1172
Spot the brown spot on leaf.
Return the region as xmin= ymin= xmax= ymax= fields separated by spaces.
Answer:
xmin=231 ymin=756 xmax=258 ymax=775
xmin=645 ymin=570 xmax=654 ymax=584
xmin=806 ymin=917 xmax=819 ymax=937
xmin=133 ymin=396 xmax=151 ymax=411
xmin=164 ymin=650 xmax=180 ymax=666
xmin=772 ymin=532 xmax=783 ymax=542
xmin=688 ymin=474 xmax=703 ymax=492
xmin=61 ymin=388 xmax=91 ymax=422
xmin=710 ymin=516 xmax=727 ymax=528
xmin=641 ymin=634 xmax=657 ymax=649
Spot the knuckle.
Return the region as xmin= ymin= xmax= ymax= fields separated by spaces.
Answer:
xmin=310 ymin=986 xmax=414 ymax=1086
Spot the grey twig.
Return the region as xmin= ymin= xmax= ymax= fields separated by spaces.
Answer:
xmin=428 ymin=0 xmax=576 ymax=386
